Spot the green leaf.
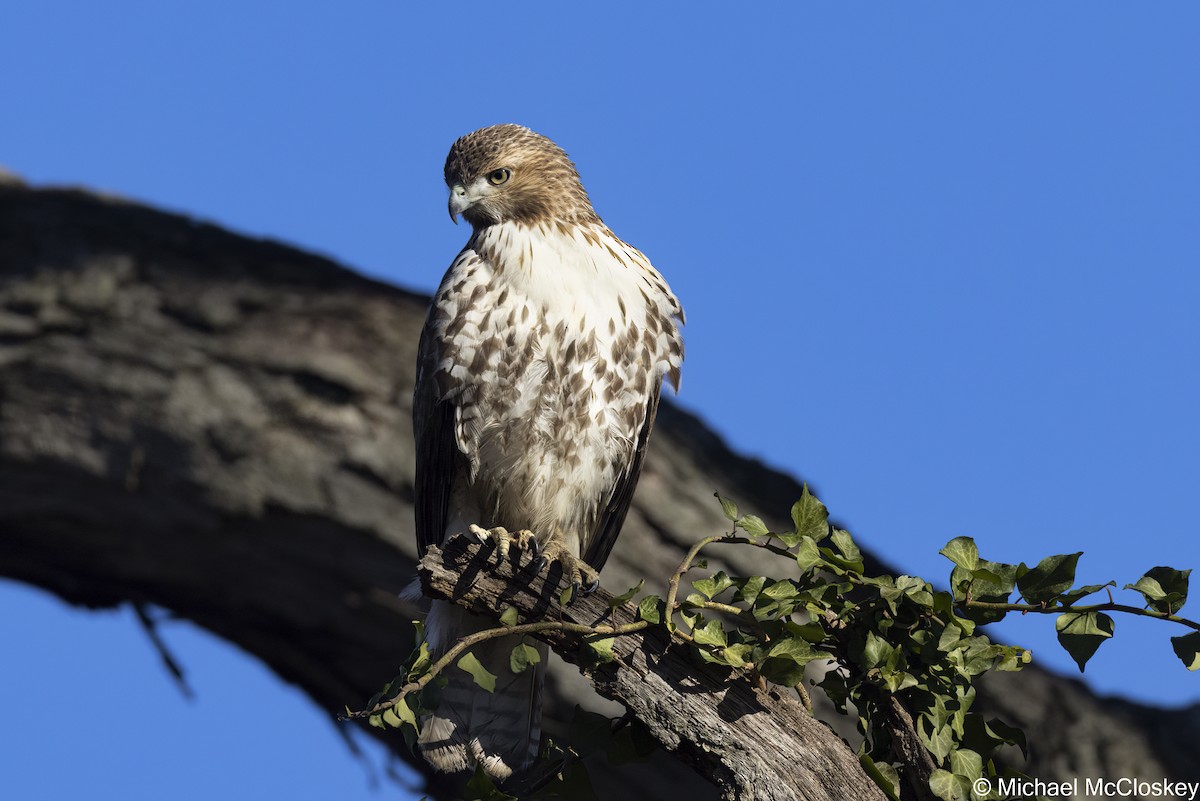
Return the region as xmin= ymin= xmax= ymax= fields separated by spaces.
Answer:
xmin=858 ymin=750 xmax=901 ymax=801
xmin=637 ymin=594 xmax=662 ymax=624
xmin=457 ymin=652 xmax=497 ymax=692
xmin=939 ymin=537 xmax=979 ymax=571
xmin=790 ymin=485 xmax=829 ymax=541
xmin=1059 ymin=581 xmax=1116 ymax=607
xmin=584 ymin=635 xmax=616 ymax=664
xmin=860 ymin=632 xmax=896 ymax=670
xmin=509 ymin=642 xmax=541 ymax=674
xmin=928 ymin=769 xmax=972 ymax=801
xmin=784 ymin=620 xmax=826 ymax=643
xmin=947 ymin=748 xmax=983 ymax=781
xmin=409 ymin=641 xmax=432 ymax=677
xmin=694 ymin=571 xmax=735 ymax=600
xmin=794 ymin=537 xmax=822 ymax=573
xmin=499 ymin=605 xmax=519 ymax=627
xmin=716 ymin=492 xmax=739 ymax=522
xmin=921 ymin=721 xmax=955 ymax=763
xmin=960 ymin=713 xmax=1029 ymax=761
xmin=1171 ymin=631 xmax=1200 ymax=670
xmin=735 ymin=514 xmax=770 ymax=538
xmin=720 ymin=643 xmax=754 ymax=668
xmin=1016 ymin=552 xmax=1082 ymax=604
xmin=693 ymin=619 xmax=728 ymax=647
xmin=609 ymin=579 xmax=644 ymax=608
xmin=1125 ymin=566 xmax=1191 ymax=614
xmin=759 ymin=656 xmax=808 ymax=686
xmin=1055 ymin=610 xmax=1114 ymax=672
xmin=734 ymin=575 xmax=767 ymax=604
xmin=830 ymin=528 xmax=862 ymax=563
xmin=761 ymin=580 xmax=798 ymax=601
xmin=953 ymin=558 xmax=1020 ymax=624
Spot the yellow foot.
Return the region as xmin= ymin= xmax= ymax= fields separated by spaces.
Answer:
xmin=467 ymin=524 xmax=538 ymax=563
xmin=536 ymin=537 xmax=600 ymax=604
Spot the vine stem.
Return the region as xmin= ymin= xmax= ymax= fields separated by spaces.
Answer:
xmin=343 ymin=616 xmax=648 ymax=720
xmin=963 ymin=599 xmax=1200 ymax=632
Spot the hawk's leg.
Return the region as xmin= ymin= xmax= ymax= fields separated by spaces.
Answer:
xmin=536 ymin=535 xmax=600 ymax=604
xmin=467 ymin=525 xmax=539 ymax=563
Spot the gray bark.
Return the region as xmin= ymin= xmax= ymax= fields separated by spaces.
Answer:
xmin=418 ymin=535 xmax=888 ymax=801
xmin=1 ymin=180 xmax=1196 ymax=798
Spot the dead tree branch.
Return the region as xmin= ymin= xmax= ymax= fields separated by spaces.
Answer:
xmin=418 ymin=535 xmax=888 ymax=801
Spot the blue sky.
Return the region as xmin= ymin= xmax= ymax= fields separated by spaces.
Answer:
xmin=2 ymin=3 xmax=1198 ymax=799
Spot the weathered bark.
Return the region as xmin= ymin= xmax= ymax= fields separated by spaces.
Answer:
xmin=418 ymin=535 xmax=887 ymax=801
xmin=1 ymin=179 xmax=1196 ymax=799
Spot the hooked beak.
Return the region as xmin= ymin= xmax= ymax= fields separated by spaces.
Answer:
xmin=448 ymin=183 xmax=469 ymax=224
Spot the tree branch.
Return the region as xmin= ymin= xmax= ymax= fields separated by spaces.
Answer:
xmin=418 ymin=534 xmax=888 ymax=801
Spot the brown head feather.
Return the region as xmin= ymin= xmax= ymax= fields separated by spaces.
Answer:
xmin=444 ymin=124 xmax=600 ymax=227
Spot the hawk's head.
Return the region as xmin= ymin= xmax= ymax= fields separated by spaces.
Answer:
xmin=444 ymin=124 xmax=599 ymax=228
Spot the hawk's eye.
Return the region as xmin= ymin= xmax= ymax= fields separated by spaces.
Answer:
xmin=487 ymin=168 xmax=511 ymax=186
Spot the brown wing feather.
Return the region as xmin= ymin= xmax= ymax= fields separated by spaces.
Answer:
xmin=583 ymin=386 xmax=661 ymax=571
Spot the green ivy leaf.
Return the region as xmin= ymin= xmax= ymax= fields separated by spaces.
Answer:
xmin=509 ymin=642 xmax=541 ymax=674
xmin=790 ymin=484 xmax=829 ymax=542
xmin=721 ymin=643 xmax=755 ymax=668
xmin=637 ymin=594 xmax=662 ymax=624
xmin=784 ymin=620 xmax=826 ymax=643
xmin=920 ymin=720 xmax=955 ymax=763
xmin=693 ymin=619 xmax=728 ymax=648
xmin=858 ymin=750 xmax=901 ymax=801
xmin=928 ymin=769 xmax=971 ymax=801
xmin=947 ymin=748 xmax=983 ymax=781
xmin=861 ymin=632 xmax=896 ymax=670
xmin=734 ymin=575 xmax=767 ymax=604
xmin=499 ymin=605 xmax=520 ymax=627
xmin=716 ymin=492 xmax=739 ymax=522
xmin=830 ymin=528 xmax=862 ymax=564
xmin=735 ymin=514 xmax=770 ymax=538
xmin=1016 ymin=552 xmax=1082 ymax=604
xmin=584 ymin=636 xmax=616 ymax=664
xmin=1055 ymin=610 xmax=1114 ymax=672
xmin=759 ymin=656 xmax=808 ymax=686
xmin=609 ymin=579 xmax=645 ymax=609
xmin=939 ymin=537 xmax=979 ymax=571
xmin=794 ymin=537 xmax=822 ymax=573
xmin=1125 ymin=566 xmax=1191 ymax=614
xmin=382 ymin=697 xmax=417 ymax=729
xmin=694 ymin=571 xmax=735 ymax=600
xmin=1171 ymin=631 xmax=1200 ymax=670
xmin=409 ymin=641 xmax=432 ymax=678
xmin=761 ymin=580 xmax=799 ymax=601
xmin=457 ymin=652 xmax=498 ymax=692
xmin=1059 ymin=581 xmax=1116 ymax=607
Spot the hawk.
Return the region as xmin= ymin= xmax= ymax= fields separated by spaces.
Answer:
xmin=412 ymin=124 xmax=684 ymax=779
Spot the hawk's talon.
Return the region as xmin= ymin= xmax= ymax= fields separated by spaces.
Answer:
xmin=467 ymin=524 xmax=492 ymax=545
xmin=466 ymin=525 xmax=538 ymax=564
xmin=534 ymin=537 xmax=601 ymax=606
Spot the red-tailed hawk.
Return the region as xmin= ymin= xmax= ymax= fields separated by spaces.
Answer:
xmin=413 ymin=124 xmax=683 ymax=779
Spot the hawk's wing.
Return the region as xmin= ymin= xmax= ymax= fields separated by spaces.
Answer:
xmin=413 ymin=323 xmax=462 ymax=553
xmin=583 ymin=384 xmax=661 ymax=572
